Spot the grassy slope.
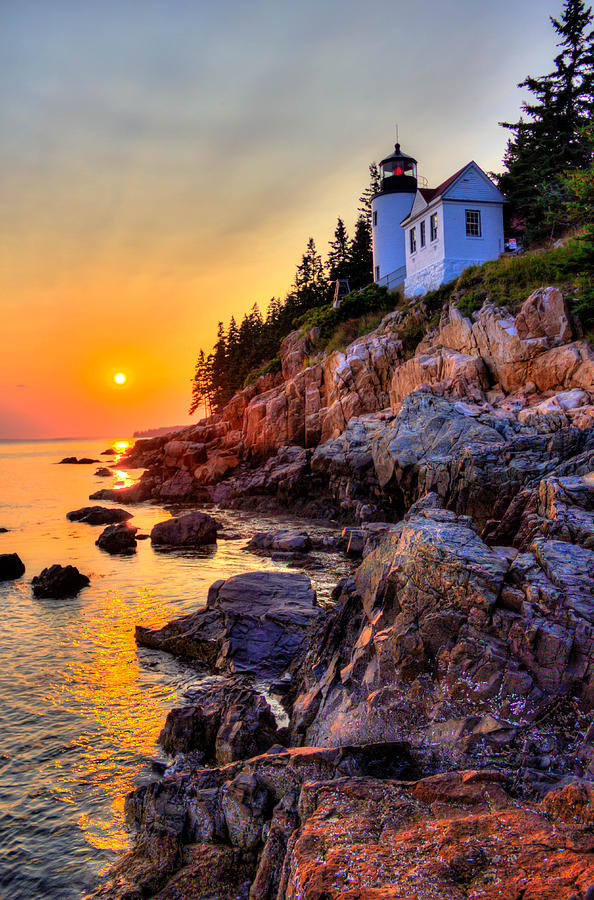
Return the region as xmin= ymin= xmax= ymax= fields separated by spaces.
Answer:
xmin=244 ymin=234 xmax=592 ymax=386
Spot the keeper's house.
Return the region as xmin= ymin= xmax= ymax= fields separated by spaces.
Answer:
xmin=372 ymin=143 xmax=505 ymax=297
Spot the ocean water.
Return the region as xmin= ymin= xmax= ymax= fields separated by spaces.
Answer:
xmin=0 ymin=439 xmax=347 ymax=899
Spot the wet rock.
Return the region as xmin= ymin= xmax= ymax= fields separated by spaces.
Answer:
xmin=245 ymin=530 xmax=312 ymax=554
xmin=96 ymin=522 xmax=138 ymax=554
xmin=136 ymin=571 xmax=321 ymax=678
xmin=158 ymin=677 xmax=281 ymax=764
xmin=150 ymin=511 xmax=218 ymax=547
xmin=67 ymin=506 xmax=133 ymax=526
xmin=94 ymin=467 xmax=112 ymax=477
xmin=31 ymin=564 xmax=89 ymax=598
xmin=89 ymin=475 xmax=154 ymax=504
xmin=58 ymin=456 xmax=99 ymax=464
xmin=0 ymin=553 xmax=25 ymax=581
xmin=100 ymin=448 xmax=116 ymax=455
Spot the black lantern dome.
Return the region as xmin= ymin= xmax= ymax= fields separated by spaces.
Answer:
xmin=376 ymin=143 xmax=417 ymax=196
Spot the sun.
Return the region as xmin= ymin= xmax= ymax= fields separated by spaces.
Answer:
xmin=114 ymin=372 xmax=126 ymax=385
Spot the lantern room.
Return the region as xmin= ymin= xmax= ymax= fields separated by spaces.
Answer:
xmin=377 ymin=143 xmax=418 ymax=195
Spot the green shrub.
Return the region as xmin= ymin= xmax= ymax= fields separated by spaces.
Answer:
xmin=457 ymin=290 xmax=488 ymax=317
xmin=243 ymin=353 xmax=281 ymax=387
xmin=422 ymin=280 xmax=458 ymax=316
xmin=295 ymin=283 xmax=395 ymax=346
xmin=325 ymin=312 xmax=386 ymax=354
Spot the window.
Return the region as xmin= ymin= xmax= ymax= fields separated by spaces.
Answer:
xmin=373 ymin=210 xmax=378 ymax=227
xmin=420 ymin=220 xmax=426 ymax=248
xmin=375 ymin=265 xmax=380 ymax=280
xmin=430 ymin=213 xmax=438 ymax=242
xmin=465 ymin=209 xmax=482 ymax=237
xmin=410 ymin=227 xmax=417 ymax=254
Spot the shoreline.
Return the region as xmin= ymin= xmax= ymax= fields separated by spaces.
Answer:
xmin=86 ymin=284 xmax=594 ymax=898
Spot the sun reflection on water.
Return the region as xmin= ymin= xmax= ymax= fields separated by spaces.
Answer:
xmin=111 ymin=469 xmax=136 ymax=488
xmin=42 ymin=586 xmax=184 ymax=855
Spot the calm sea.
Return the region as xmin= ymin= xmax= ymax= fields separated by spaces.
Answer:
xmin=0 ymin=439 xmax=346 ymax=899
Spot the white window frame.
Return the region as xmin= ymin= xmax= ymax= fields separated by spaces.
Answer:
xmin=420 ymin=220 xmax=426 ymax=248
xmin=410 ymin=227 xmax=417 ymax=255
xmin=430 ymin=213 xmax=438 ymax=242
xmin=465 ymin=209 xmax=482 ymax=238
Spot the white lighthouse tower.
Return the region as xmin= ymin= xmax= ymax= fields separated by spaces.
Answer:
xmin=372 ymin=143 xmax=418 ymax=291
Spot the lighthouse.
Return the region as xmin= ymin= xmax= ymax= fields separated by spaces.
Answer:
xmin=371 ymin=143 xmax=418 ymax=291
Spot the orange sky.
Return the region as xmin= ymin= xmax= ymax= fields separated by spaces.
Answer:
xmin=0 ymin=0 xmax=561 ymax=437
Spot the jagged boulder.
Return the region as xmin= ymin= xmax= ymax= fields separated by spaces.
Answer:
xmin=89 ymin=750 xmax=594 ymax=900
xmin=158 ymin=468 xmax=196 ymax=501
xmin=432 ymin=290 xmax=592 ymax=395
xmin=515 ymin=286 xmax=573 ymax=344
xmin=150 ymin=511 xmax=218 ymax=547
xmin=67 ymin=506 xmax=132 ymax=525
xmin=162 ymin=440 xmax=207 ymax=470
xmin=288 ymin=489 xmax=594 ymax=773
xmin=280 ymin=327 xmax=320 ymax=380
xmin=96 ymin=522 xmax=138 ymax=554
xmin=283 ymin=772 xmax=594 ymax=900
xmin=31 ymin=564 xmax=89 ymax=598
xmin=158 ymin=677 xmax=282 ymax=764
xmin=246 ymin=529 xmax=312 ymax=554
xmin=136 ymin=571 xmax=321 ymax=677
xmin=390 ymin=347 xmax=489 ymax=406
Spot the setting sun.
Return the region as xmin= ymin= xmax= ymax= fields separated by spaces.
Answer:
xmin=114 ymin=373 xmax=126 ymax=385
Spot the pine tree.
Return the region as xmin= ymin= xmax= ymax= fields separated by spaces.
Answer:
xmin=288 ymin=237 xmax=330 ymax=315
xmin=189 ymin=349 xmax=214 ymax=416
xmin=327 ymin=218 xmax=351 ymax=281
xmin=358 ymin=163 xmax=382 ymax=226
xmin=560 ymin=122 xmax=594 ymax=327
xmin=348 ymin=215 xmax=374 ymax=289
xmin=210 ymin=321 xmax=230 ymax=411
xmin=499 ymin=0 xmax=594 ymax=239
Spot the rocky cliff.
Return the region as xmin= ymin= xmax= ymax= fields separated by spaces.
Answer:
xmin=88 ymin=285 xmax=594 ymax=899
xmin=98 ymin=286 xmax=593 ymax=524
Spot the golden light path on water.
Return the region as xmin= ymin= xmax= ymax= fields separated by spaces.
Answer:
xmin=45 ymin=586 xmax=176 ymax=851
xmin=0 ymin=437 xmax=350 ymax=898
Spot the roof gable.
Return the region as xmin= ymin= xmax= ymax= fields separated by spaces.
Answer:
xmin=401 ymin=161 xmax=504 ymax=226
xmin=441 ymin=161 xmax=505 ymax=203
xmin=408 ymin=190 xmax=431 ymax=219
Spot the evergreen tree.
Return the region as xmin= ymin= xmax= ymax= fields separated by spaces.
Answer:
xmin=348 ymin=215 xmax=374 ymax=289
xmin=560 ymin=122 xmax=594 ymax=327
xmin=210 ymin=321 xmax=230 ymax=410
xmin=189 ymin=349 xmax=214 ymax=416
xmin=327 ymin=218 xmax=351 ymax=281
xmin=499 ymin=0 xmax=594 ymax=239
xmin=358 ymin=163 xmax=382 ymax=226
xmin=288 ymin=237 xmax=330 ymax=314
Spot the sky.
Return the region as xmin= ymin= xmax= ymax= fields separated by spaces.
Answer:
xmin=0 ymin=0 xmax=563 ymax=438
